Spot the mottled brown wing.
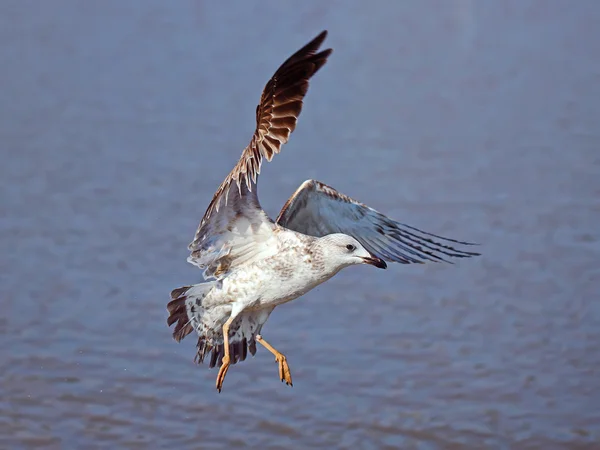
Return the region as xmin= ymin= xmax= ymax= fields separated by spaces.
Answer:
xmin=188 ymin=32 xmax=332 ymax=278
xmin=277 ymin=180 xmax=480 ymax=264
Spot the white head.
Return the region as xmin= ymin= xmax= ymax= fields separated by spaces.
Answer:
xmin=317 ymin=233 xmax=387 ymax=273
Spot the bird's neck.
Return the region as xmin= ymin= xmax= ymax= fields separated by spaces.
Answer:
xmin=309 ymin=239 xmax=347 ymax=281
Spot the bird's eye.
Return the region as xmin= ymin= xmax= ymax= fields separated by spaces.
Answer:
xmin=346 ymin=244 xmax=356 ymax=251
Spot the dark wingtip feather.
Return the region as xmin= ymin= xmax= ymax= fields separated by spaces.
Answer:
xmin=399 ymin=222 xmax=481 ymax=247
xmin=285 ymin=30 xmax=329 ymax=65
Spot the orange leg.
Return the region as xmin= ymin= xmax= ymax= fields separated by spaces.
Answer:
xmin=216 ymin=316 xmax=234 ymax=393
xmin=256 ymin=334 xmax=293 ymax=386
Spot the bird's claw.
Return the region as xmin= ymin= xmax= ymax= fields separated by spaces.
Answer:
xmin=276 ymin=354 xmax=293 ymax=387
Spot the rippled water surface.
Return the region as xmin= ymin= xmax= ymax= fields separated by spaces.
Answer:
xmin=2 ymin=1 xmax=599 ymax=448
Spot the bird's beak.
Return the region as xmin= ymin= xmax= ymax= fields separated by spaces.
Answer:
xmin=362 ymin=256 xmax=387 ymax=269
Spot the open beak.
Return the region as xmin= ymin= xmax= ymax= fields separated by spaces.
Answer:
xmin=362 ymin=256 xmax=387 ymax=269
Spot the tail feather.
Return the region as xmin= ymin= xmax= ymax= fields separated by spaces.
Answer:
xmin=167 ymin=289 xmax=192 ymax=342
xmin=167 ymin=283 xmax=215 ymax=343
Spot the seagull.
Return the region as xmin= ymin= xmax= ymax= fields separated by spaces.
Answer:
xmin=167 ymin=30 xmax=479 ymax=392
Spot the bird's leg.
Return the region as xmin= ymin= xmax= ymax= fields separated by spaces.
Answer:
xmin=216 ymin=316 xmax=234 ymax=393
xmin=256 ymin=334 xmax=293 ymax=386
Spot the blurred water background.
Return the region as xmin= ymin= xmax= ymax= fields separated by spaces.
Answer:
xmin=1 ymin=1 xmax=599 ymax=448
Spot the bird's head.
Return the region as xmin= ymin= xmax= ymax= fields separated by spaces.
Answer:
xmin=318 ymin=233 xmax=387 ymax=271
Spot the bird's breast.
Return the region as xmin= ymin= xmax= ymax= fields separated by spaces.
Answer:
xmin=220 ymin=233 xmax=335 ymax=308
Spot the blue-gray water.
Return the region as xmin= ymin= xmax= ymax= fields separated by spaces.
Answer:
xmin=1 ymin=1 xmax=599 ymax=448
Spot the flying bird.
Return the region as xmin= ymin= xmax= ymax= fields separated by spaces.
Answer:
xmin=167 ymin=31 xmax=479 ymax=392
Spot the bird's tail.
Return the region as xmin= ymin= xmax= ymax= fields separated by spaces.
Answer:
xmin=167 ymin=282 xmax=216 ymax=342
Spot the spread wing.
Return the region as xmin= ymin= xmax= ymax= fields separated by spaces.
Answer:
xmin=276 ymin=180 xmax=480 ymax=264
xmin=188 ymin=32 xmax=332 ymax=279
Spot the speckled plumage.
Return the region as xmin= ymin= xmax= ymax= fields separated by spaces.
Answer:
xmin=169 ymin=228 xmax=338 ymax=367
xmin=167 ymin=31 xmax=479 ymax=383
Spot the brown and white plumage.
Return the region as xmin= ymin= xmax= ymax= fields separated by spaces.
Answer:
xmin=167 ymin=31 xmax=479 ymax=389
xmin=169 ymin=31 xmax=334 ymax=369
xmin=186 ymin=30 xmax=332 ymax=282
